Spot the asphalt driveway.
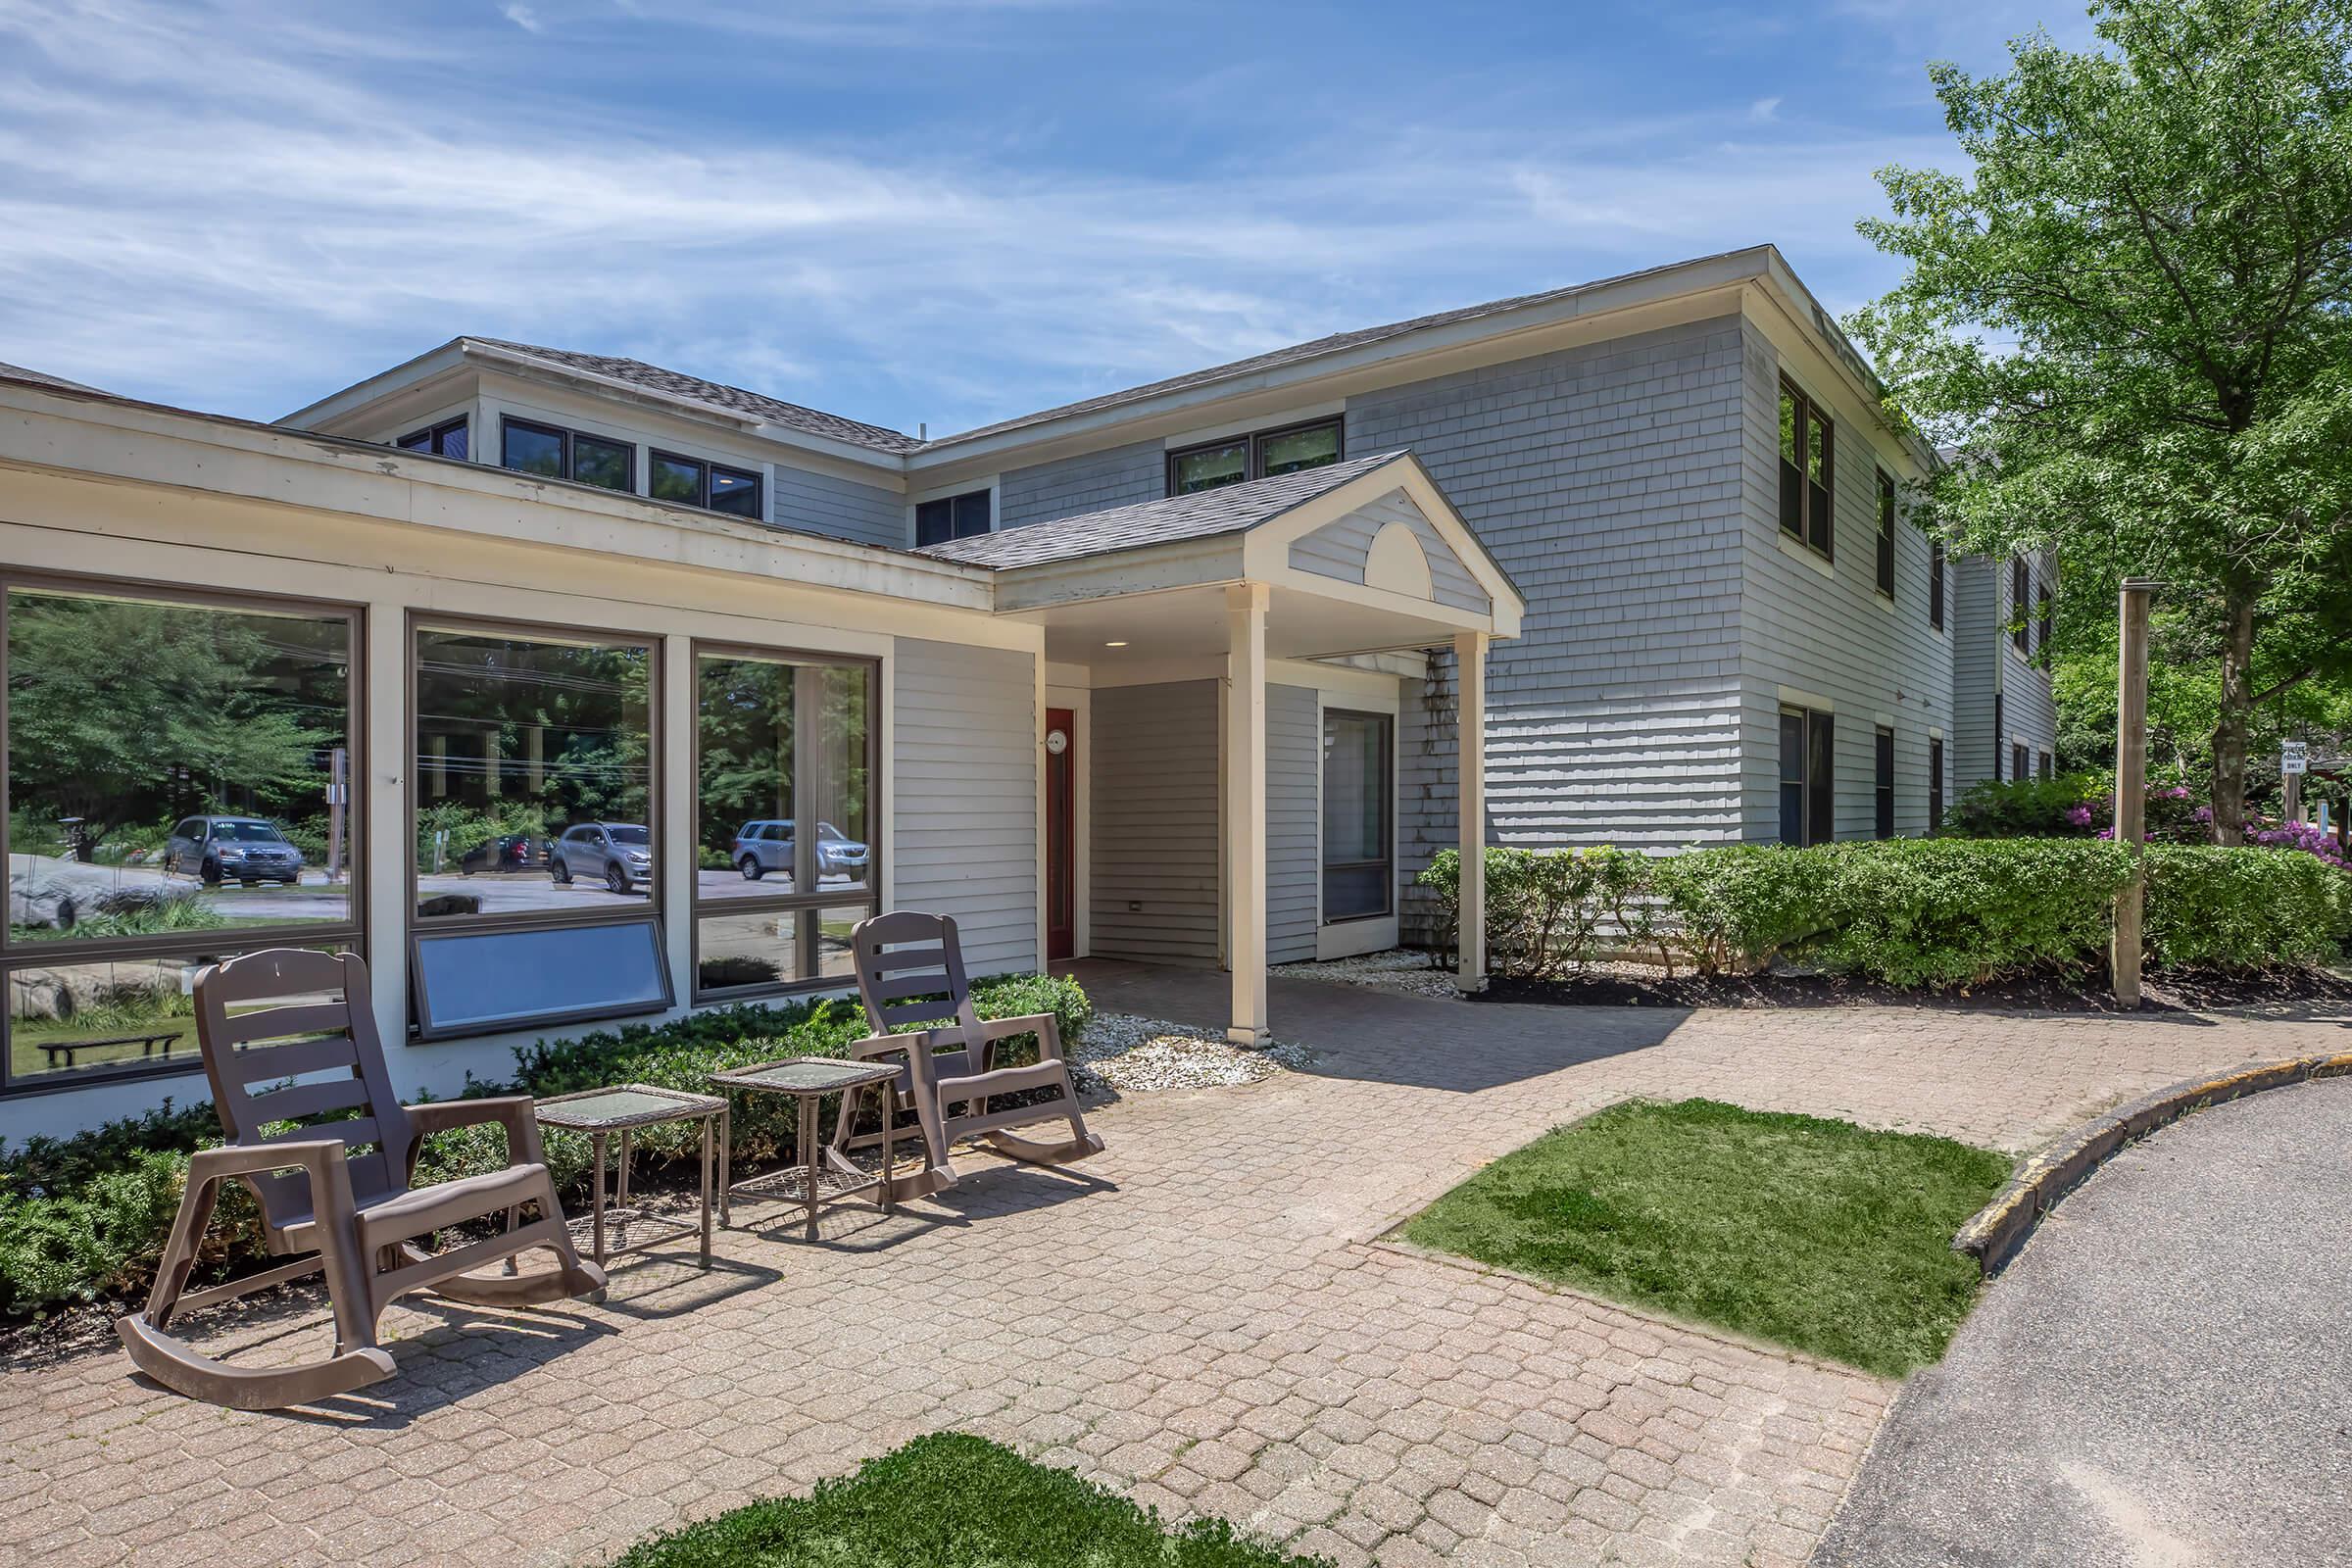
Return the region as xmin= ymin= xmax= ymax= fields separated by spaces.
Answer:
xmin=1815 ymin=1076 xmax=2352 ymax=1568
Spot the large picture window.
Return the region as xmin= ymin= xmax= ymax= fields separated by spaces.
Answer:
xmin=2 ymin=580 xmax=362 ymax=1089
xmin=692 ymin=646 xmax=877 ymax=999
xmin=1322 ymin=710 xmax=1393 ymax=922
xmin=409 ymin=619 xmax=659 ymax=1037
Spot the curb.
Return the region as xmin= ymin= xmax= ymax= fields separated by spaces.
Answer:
xmin=1954 ymin=1051 xmax=2352 ymax=1276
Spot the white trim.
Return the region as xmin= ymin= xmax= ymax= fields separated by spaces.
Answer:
xmin=1775 ymin=684 xmax=1838 ymax=713
xmin=1312 ymin=688 xmax=1403 ymax=961
xmin=1161 ymin=401 xmax=1346 ymax=451
xmin=1773 ymin=527 xmax=1838 ymax=581
xmin=1044 ymin=683 xmax=1092 ymax=959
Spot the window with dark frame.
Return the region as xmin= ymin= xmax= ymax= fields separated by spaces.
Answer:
xmin=1167 ymin=417 xmax=1342 ymax=497
xmin=1993 ymin=695 xmax=2005 ymax=780
xmin=691 ymin=647 xmax=878 ymax=1001
xmin=1874 ymin=726 xmax=1895 ymax=839
xmin=1321 ymin=710 xmax=1393 ymax=922
xmin=1875 ymin=470 xmax=1896 ymax=596
xmin=2011 ymin=557 xmax=2032 ymax=653
xmin=914 ymin=489 xmax=993 ymax=547
xmin=2036 ymin=584 xmax=2053 ymax=662
xmin=2039 ymin=751 xmax=2054 ymax=780
xmin=1777 ymin=381 xmax=1833 ymax=557
xmin=1778 ymin=706 xmax=1836 ymax=845
xmin=1929 ymin=735 xmax=1945 ymax=833
xmin=408 ymin=618 xmax=663 ymax=1040
xmin=1930 ymin=539 xmax=1946 ymax=630
xmin=397 ymin=416 xmax=469 ymax=461
xmin=499 ymin=416 xmax=633 ymax=493
xmin=651 ymin=450 xmax=762 ymax=519
xmin=1 ymin=579 xmax=365 ymax=1093
xmin=2013 ymin=742 xmax=2031 ymax=782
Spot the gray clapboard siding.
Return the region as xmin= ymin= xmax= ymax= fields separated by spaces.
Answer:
xmin=891 ymin=639 xmax=1038 ymax=973
xmin=1735 ymin=324 xmax=1955 ymax=841
xmin=999 ymin=439 xmax=1165 ymax=530
xmin=773 ymin=462 xmax=904 ymax=549
xmin=1267 ymin=684 xmax=1319 ymax=963
xmin=1091 ymin=679 xmax=1221 ymax=964
xmin=1289 ymin=492 xmax=1491 ymax=612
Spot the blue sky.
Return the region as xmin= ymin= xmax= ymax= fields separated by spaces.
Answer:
xmin=0 ymin=0 xmax=2093 ymax=435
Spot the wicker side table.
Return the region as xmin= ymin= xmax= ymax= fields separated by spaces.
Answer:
xmin=709 ymin=1056 xmax=903 ymax=1241
xmin=533 ymin=1084 xmax=727 ymax=1269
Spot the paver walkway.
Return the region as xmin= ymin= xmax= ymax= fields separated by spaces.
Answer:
xmin=1814 ymin=1075 xmax=2352 ymax=1568
xmin=2 ymin=963 xmax=2336 ymax=1568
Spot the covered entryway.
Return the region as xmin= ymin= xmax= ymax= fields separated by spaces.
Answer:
xmin=920 ymin=451 xmax=1523 ymax=1043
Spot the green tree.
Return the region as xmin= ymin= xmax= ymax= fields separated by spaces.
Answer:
xmin=7 ymin=596 xmax=336 ymax=858
xmin=1850 ymin=0 xmax=2352 ymax=842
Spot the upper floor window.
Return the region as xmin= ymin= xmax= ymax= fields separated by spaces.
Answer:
xmin=1167 ymin=417 xmax=1341 ymax=497
xmin=915 ymin=489 xmax=992 ymax=547
xmin=652 ymin=451 xmax=762 ymax=519
xmin=1778 ymin=381 xmax=1833 ymax=557
xmin=1875 ymin=470 xmax=1896 ymax=596
xmin=1930 ymin=539 xmax=1946 ymax=630
xmin=2035 ymin=585 xmax=2053 ymax=663
xmin=2011 ymin=557 xmax=2032 ymax=654
xmin=397 ymin=416 xmax=469 ymax=461
xmin=502 ymin=417 xmax=631 ymax=493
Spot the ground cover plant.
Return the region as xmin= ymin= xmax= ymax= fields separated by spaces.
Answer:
xmin=1400 ymin=1099 xmax=2011 ymax=1377
xmin=607 ymin=1432 xmax=1319 ymax=1568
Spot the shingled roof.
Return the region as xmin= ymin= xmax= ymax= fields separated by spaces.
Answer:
xmin=917 ymin=451 xmax=1409 ymax=570
xmin=466 ymin=338 xmax=926 ymax=454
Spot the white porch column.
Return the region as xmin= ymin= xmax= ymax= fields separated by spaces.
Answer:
xmin=1454 ymin=630 xmax=1488 ymax=992
xmin=1226 ymin=582 xmax=1270 ymax=1045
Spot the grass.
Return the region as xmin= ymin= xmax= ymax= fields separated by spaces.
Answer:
xmin=609 ymin=1433 xmax=1321 ymax=1568
xmin=1399 ymin=1098 xmax=2011 ymax=1377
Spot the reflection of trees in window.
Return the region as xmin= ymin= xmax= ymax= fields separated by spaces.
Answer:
xmin=694 ymin=657 xmax=869 ymax=858
xmin=412 ymin=629 xmax=651 ymax=869
xmin=7 ymin=590 xmax=346 ymax=861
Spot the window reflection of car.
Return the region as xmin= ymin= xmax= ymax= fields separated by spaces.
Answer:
xmin=731 ymin=819 xmax=868 ymax=881
xmin=164 ymin=816 xmax=305 ymax=887
xmin=549 ymin=823 xmax=651 ymax=895
xmin=458 ymin=835 xmax=546 ymax=875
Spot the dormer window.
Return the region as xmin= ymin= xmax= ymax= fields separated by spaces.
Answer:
xmin=652 ymin=450 xmax=762 ymax=519
xmin=396 ymin=416 xmax=468 ymax=461
xmin=501 ymin=416 xmax=631 ymax=492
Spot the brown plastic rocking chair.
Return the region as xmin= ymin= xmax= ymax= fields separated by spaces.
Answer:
xmin=118 ymin=949 xmax=606 ymax=1410
xmin=830 ymin=910 xmax=1103 ymax=1199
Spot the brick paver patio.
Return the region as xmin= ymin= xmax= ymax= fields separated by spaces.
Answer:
xmin=4 ymin=963 xmax=2337 ymax=1568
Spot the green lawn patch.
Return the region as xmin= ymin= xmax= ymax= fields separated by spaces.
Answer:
xmin=610 ymin=1433 xmax=1319 ymax=1568
xmin=1399 ymin=1098 xmax=2010 ymax=1377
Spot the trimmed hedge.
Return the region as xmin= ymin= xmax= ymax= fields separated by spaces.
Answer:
xmin=1420 ymin=838 xmax=2350 ymax=988
xmin=0 ymin=972 xmax=1091 ymax=1318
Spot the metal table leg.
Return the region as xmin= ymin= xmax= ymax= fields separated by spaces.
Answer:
xmin=717 ymin=1104 xmax=732 ymax=1228
xmin=589 ymin=1131 xmax=608 ymax=1267
xmin=800 ymin=1093 xmax=819 ymax=1241
xmin=876 ymin=1080 xmax=896 ymax=1214
xmin=698 ymin=1110 xmax=714 ymax=1267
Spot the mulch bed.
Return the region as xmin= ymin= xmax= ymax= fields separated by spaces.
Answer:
xmin=1476 ymin=965 xmax=2352 ymax=1013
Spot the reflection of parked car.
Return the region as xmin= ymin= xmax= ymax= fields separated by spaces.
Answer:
xmin=165 ymin=816 xmax=305 ymax=887
xmin=459 ymin=834 xmax=547 ymax=874
xmin=549 ymin=823 xmax=651 ymax=895
xmin=732 ymin=819 xmax=868 ymax=880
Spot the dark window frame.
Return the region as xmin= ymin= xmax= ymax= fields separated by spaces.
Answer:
xmin=2014 ymin=742 xmax=2031 ymax=782
xmin=2035 ymin=584 xmax=2054 ymax=663
xmin=0 ymin=571 xmax=370 ymax=1097
xmin=914 ymin=489 xmax=994 ymax=548
xmin=2038 ymin=750 xmax=2054 ymax=780
xmin=1874 ymin=725 xmax=1895 ymax=840
xmin=1875 ymin=469 xmax=1897 ymax=597
xmin=650 ymin=449 xmax=763 ymax=519
xmin=1320 ymin=707 xmax=1395 ymax=924
xmin=397 ymin=416 xmax=469 ymax=459
xmin=1930 ymin=539 xmax=1946 ymax=630
xmin=2011 ymin=557 xmax=2032 ymax=655
xmin=1929 ymin=735 xmax=1945 ymax=834
xmin=688 ymin=642 xmax=883 ymax=1004
xmin=405 ymin=612 xmax=663 ymax=1039
xmin=1993 ymin=695 xmax=2005 ymax=781
xmin=1166 ymin=416 xmax=1344 ymax=498
xmin=1778 ymin=705 xmax=1836 ymax=846
xmin=1777 ymin=380 xmax=1834 ymax=559
xmin=499 ymin=416 xmax=635 ymax=494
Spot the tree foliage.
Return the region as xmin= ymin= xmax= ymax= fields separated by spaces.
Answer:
xmin=1849 ymin=0 xmax=2352 ymax=841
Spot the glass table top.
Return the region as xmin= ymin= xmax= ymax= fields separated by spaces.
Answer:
xmin=533 ymin=1084 xmax=723 ymax=1130
xmin=713 ymin=1057 xmax=898 ymax=1093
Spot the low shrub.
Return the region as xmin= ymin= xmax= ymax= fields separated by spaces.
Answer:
xmin=1805 ymin=839 xmax=2132 ymax=988
xmin=1651 ymin=845 xmax=1838 ymax=975
xmin=1418 ymin=844 xmax=1675 ymax=976
xmin=1943 ymin=773 xmax=2108 ymax=838
xmin=2144 ymin=844 xmax=2352 ymax=970
xmin=0 ymin=970 xmax=1093 ymax=1319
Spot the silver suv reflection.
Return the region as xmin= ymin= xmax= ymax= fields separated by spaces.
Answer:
xmin=549 ymin=822 xmax=651 ymax=895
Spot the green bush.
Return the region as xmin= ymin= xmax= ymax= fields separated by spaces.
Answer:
xmin=1417 ymin=845 xmax=1671 ymax=976
xmin=1943 ymin=773 xmax=2106 ymax=838
xmin=2144 ymin=845 xmax=2352 ymax=970
xmin=1805 ymin=839 xmax=2133 ymax=987
xmin=0 ymin=970 xmax=1092 ymax=1318
xmin=1651 ymin=846 xmax=1838 ymax=975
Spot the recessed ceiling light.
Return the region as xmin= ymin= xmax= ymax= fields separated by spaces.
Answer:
xmin=1103 ymin=640 xmax=1129 ymax=648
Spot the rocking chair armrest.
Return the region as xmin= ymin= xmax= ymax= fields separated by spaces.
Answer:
xmin=978 ymin=1011 xmax=1065 ymax=1060
xmin=845 ymin=1029 xmax=947 ymax=1062
xmin=404 ymin=1096 xmax=547 ymax=1169
xmin=186 ymin=1138 xmax=353 ymax=1184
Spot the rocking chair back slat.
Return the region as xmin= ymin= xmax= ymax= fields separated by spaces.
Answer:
xmin=196 ymin=950 xmax=415 ymax=1230
xmin=852 ymin=910 xmax=984 ymax=1040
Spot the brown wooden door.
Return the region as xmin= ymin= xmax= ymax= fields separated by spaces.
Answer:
xmin=1046 ymin=707 xmax=1075 ymax=961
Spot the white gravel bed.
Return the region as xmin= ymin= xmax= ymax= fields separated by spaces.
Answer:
xmin=1273 ymin=948 xmax=1460 ymax=1000
xmin=1070 ymin=1011 xmax=1311 ymax=1094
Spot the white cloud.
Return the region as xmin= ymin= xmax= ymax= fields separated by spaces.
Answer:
xmin=1749 ymin=95 xmax=1782 ymax=122
xmin=500 ymin=4 xmax=542 ymax=33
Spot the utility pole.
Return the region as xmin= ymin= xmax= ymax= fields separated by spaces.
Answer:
xmin=2112 ymin=580 xmax=2159 ymax=1008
